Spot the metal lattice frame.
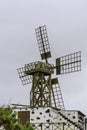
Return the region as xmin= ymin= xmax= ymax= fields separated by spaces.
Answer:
xmin=30 ymin=73 xmax=51 ymax=107
xmin=56 ymin=51 xmax=81 ymax=75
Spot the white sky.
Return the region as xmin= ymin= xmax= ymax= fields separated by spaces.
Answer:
xmin=0 ymin=0 xmax=87 ymax=115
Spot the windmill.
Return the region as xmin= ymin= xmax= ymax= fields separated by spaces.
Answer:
xmin=17 ymin=25 xmax=81 ymax=110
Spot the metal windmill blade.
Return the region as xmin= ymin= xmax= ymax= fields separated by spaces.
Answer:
xmin=17 ymin=61 xmax=39 ymax=85
xmin=56 ymin=51 xmax=81 ymax=75
xmin=17 ymin=67 xmax=32 ymax=85
xmin=51 ymin=78 xmax=65 ymax=110
xmin=35 ymin=25 xmax=51 ymax=63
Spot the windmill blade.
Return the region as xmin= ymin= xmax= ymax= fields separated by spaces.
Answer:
xmin=17 ymin=67 xmax=32 ymax=85
xmin=51 ymin=78 xmax=65 ymax=110
xmin=17 ymin=61 xmax=39 ymax=85
xmin=56 ymin=51 xmax=81 ymax=75
xmin=35 ymin=25 xmax=51 ymax=63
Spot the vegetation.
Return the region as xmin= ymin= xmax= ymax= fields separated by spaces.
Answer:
xmin=0 ymin=107 xmax=34 ymax=130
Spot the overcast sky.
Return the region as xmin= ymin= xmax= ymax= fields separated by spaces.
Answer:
xmin=0 ymin=0 xmax=87 ymax=115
